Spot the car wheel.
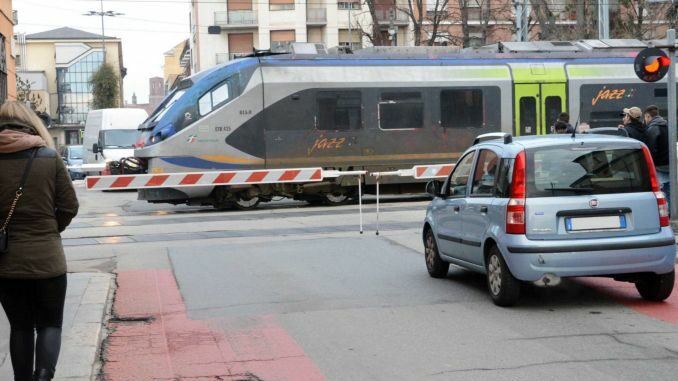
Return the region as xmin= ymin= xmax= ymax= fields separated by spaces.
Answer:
xmin=424 ymin=229 xmax=449 ymax=278
xmin=635 ymin=271 xmax=674 ymax=301
xmin=486 ymin=246 xmax=521 ymax=307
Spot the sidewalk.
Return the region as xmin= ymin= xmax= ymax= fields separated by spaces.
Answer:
xmin=0 ymin=272 xmax=112 ymax=381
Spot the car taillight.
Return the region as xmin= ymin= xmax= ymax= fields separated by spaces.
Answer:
xmin=656 ymin=191 xmax=670 ymax=227
xmin=506 ymin=150 xmax=526 ymax=234
xmin=641 ymin=146 xmax=669 ymax=227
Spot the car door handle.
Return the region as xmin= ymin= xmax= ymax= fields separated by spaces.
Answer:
xmin=480 ymin=206 xmax=488 ymax=214
xmin=453 ymin=206 xmax=460 ymax=213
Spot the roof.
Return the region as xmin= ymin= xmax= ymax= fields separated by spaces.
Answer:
xmin=26 ymin=27 xmax=117 ymax=41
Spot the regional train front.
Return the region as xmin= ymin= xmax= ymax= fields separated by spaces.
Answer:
xmin=133 ymin=57 xmax=266 ymax=208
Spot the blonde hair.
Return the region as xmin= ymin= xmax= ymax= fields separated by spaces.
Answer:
xmin=0 ymin=101 xmax=54 ymax=148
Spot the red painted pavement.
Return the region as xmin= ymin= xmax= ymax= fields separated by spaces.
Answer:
xmin=104 ymin=269 xmax=329 ymax=381
xmin=580 ymin=265 xmax=678 ymax=325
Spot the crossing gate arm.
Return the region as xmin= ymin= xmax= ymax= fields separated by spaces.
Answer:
xmin=370 ymin=164 xmax=454 ymax=235
xmin=85 ymin=167 xmax=324 ymax=191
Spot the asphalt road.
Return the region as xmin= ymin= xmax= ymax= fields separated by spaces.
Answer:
xmin=61 ymin=182 xmax=678 ymax=380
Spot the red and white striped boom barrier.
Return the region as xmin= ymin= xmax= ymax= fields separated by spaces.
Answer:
xmin=370 ymin=163 xmax=454 ymax=235
xmin=86 ymin=167 xmax=323 ymax=191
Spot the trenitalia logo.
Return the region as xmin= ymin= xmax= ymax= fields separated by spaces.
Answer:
xmin=591 ymin=86 xmax=637 ymax=106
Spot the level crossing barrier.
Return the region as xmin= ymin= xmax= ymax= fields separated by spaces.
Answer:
xmin=84 ymin=164 xmax=453 ymax=234
xmin=371 ymin=164 xmax=454 ymax=235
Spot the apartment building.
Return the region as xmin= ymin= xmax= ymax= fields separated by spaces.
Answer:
xmin=163 ymin=39 xmax=190 ymax=93
xmin=16 ymin=27 xmax=125 ymax=147
xmin=189 ymin=0 xmax=414 ymax=72
xmin=0 ymin=0 xmax=16 ymax=102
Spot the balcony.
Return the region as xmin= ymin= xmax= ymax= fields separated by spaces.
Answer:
xmin=375 ymin=8 xmax=409 ymax=25
xmin=307 ymin=8 xmax=327 ymax=25
xmin=214 ymin=10 xmax=258 ymax=28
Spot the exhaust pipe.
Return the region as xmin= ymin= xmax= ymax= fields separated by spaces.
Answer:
xmin=533 ymin=273 xmax=561 ymax=287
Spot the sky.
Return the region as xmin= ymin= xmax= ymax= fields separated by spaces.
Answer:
xmin=15 ymin=0 xmax=190 ymax=104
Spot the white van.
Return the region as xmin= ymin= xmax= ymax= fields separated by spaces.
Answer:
xmin=82 ymin=108 xmax=149 ymax=174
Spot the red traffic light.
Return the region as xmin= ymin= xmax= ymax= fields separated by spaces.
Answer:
xmin=644 ymin=56 xmax=671 ymax=73
xmin=635 ymin=48 xmax=670 ymax=82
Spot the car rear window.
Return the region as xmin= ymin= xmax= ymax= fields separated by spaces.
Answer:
xmin=526 ymin=145 xmax=651 ymax=197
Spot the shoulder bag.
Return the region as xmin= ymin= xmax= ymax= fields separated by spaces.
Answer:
xmin=0 ymin=148 xmax=38 ymax=255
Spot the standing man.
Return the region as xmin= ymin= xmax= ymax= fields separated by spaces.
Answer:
xmin=644 ymin=105 xmax=669 ymax=203
xmin=618 ymin=107 xmax=649 ymax=146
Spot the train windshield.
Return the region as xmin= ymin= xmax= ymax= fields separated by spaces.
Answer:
xmin=103 ymin=130 xmax=139 ymax=149
xmin=147 ymin=90 xmax=186 ymax=125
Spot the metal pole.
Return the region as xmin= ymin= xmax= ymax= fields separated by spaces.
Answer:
xmin=376 ymin=175 xmax=380 ymax=236
xmin=521 ymin=0 xmax=528 ymax=42
xmin=598 ymin=0 xmax=609 ymax=39
xmin=666 ymin=29 xmax=677 ymax=219
xmin=100 ymin=0 xmax=106 ymax=60
xmin=348 ymin=7 xmax=352 ymax=50
xmin=515 ymin=1 xmax=522 ymax=41
xmin=358 ymin=175 xmax=363 ymax=234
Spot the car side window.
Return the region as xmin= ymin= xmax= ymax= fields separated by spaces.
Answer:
xmin=470 ymin=149 xmax=500 ymax=196
xmin=447 ymin=151 xmax=476 ymax=197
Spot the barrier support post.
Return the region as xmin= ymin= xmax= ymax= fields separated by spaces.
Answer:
xmin=376 ymin=174 xmax=380 ymax=236
xmin=358 ymin=175 xmax=363 ymax=234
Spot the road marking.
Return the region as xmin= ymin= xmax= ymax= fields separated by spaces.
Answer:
xmin=580 ymin=265 xmax=678 ymax=325
xmin=105 ymin=269 xmax=329 ymax=381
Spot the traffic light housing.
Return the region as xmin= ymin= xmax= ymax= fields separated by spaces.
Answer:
xmin=634 ymin=48 xmax=671 ymax=83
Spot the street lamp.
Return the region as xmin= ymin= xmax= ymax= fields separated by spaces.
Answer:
xmin=83 ymin=0 xmax=123 ymax=61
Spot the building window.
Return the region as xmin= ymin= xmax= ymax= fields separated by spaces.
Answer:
xmin=379 ymin=92 xmax=423 ymax=130
xmin=270 ymin=0 xmax=295 ymax=11
xmin=338 ymin=1 xmax=360 ymax=9
xmin=317 ymin=91 xmax=362 ymax=131
xmin=57 ymin=50 xmax=104 ymax=125
xmin=270 ymin=30 xmax=295 ymax=52
xmin=338 ymin=29 xmax=361 ymax=50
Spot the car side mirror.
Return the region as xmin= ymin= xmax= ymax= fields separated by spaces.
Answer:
xmin=92 ymin=143 xmax=100 ymax=153
xmin=426 ymin=180 xmax=444 ymax=198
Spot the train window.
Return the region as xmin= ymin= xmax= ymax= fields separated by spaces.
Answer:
xmin=519 ymin=97 xmax=537 ymax=134
xmin=317 ymin=91 xmax=362 ymax=130
xmin=544 ymin=96 xmax=562 ymax=127
xmin=198 ymin=79 xmax=232 ymax=117
xmin=440 ymin=89 xmax=483 ymax=128
xmin=379 ymin=92 xmax=423 ymax=130
xmin=198 ymin=94 xmax=211 ymax=116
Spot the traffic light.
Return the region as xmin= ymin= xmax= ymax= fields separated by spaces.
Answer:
xmin=634 ymin=47 xmax=671 ymax=82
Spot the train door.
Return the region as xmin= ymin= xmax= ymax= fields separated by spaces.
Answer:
xmin=513 ymin=83 xmax=567 ymax=136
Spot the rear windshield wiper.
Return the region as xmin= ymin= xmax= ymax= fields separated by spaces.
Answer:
xmin=543 ymin=187 xmax=595 ymax=194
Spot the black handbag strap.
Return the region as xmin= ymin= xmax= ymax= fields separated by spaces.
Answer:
xmin=18 ymin=148 xmax=38 ymax=192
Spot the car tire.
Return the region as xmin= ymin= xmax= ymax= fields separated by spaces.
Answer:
xmin=424 ymin=229 xmax=449 ymax=278
xmin=635 ymin=271 xmax=674 ymax=301
xmin=486 ymin=246 xmax=521 ymax=307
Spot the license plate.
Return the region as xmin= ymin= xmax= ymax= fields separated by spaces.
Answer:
xmin=565 ymin=215 xmax=626 ymax=231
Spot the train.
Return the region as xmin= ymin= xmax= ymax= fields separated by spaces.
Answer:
xmin=131 ymin=40 xmax=676 ymax=209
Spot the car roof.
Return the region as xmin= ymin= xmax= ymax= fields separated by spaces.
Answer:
xmin=471 ymin=134 xmax=643 ymax=157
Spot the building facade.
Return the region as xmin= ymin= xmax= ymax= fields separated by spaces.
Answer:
xmin=0 ymin=0 xmax=16 ymax=102
xmin=16 ymin=27 xmax=125 ymax=147
xmin=163 ymin=39 xmax=190 ymax=93
xmin=189 ymin=0 xmax=413 ymax=72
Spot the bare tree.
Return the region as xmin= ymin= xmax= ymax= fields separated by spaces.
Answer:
xmin=358 ymin=0 xmax=392 ymax=46
xmin=612 ymin=0 xmax=673 ymax=39
xmin=398 ymin=0 xmax=451 ymax=45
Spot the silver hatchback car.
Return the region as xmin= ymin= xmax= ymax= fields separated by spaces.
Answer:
xmin=423 ymin=133 xmax=676 ymax=306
